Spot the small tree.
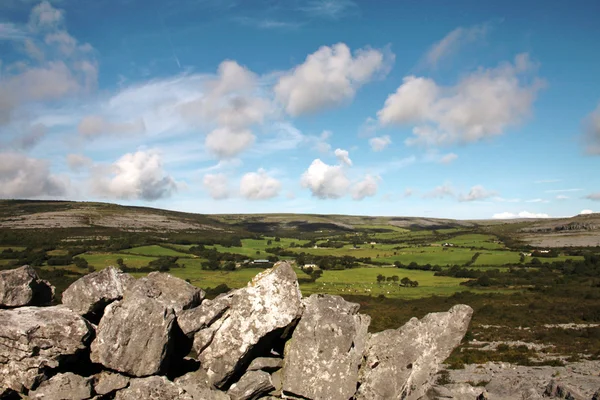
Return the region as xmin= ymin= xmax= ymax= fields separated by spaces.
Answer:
xmin=400 ymin=277 xmax=411 ymax=287
xmin=116 ymin=258 xmax=125 ymax=268
xmin=73 ymin=257 xmax=88 ymax=269
xmin=274 ymin=237 xmax=281 ymax=242
xmin=376 ymin=274 xmax=385 ymax=284
xmin=223 ymin=261 xmax=236 ymax=271
xmin=391 ymin=275 xmax=399 ymax=283
xmin=410 ymin=280 xmax=419 ymax=287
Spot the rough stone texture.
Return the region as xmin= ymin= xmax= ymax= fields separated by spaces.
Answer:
xmin=94 ymin=371 xmax=130 ymax=396
xmin=424 ymin=383 xmax=482 ymax=400
xmin=281 ymin=294 xmax=370 ymax=400
xmin=355 ymin=304 xmax=473 ymax=400
xmin=522 ymin=387 xmax=543 ymax=399
xmin=174 ymin=370 xmax=230 ymax=400
xmin=0 ymin=306 xmax=92 ymax=392
xmin=0 ymin=265 xmax=54 ymax=307
xmin=178 ymin=293 xmax=233 ymax=337
xmin=125 ymin=272 xmax=204 ymax=315
xmin=247 ymin=357 xmax=282 ymax=372
xmin=114 ymin=376 xmax=192 ymax=400
xmin=227 ymin=370 xmax=273 ymax=400
xmin=61 ymin=266 xmax=134 ymax=316
xmin=544 ymin=379 xmax=586 ymax=399
xmin=194 ymin=262 xmax=302 ymax=387
xmin=90 ymin=295 xmax=176 ymax=377
xmin=28 ymin=372 xmax=92 ymax=400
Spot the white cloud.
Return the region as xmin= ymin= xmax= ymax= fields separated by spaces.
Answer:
xmin=525 ymin=198 xmax=548 ymax=203
xmin=0 ymin=22 xmax=27 ymax=40
xmin=78 ymin=115 xmax=146 ymax=139
xmin=205 ymin=127 xmax=256 ymax=159
xmin=29 ymin=1 xmax=64 ymax=30
xmin=556 ymin=195 xmax=569 ymax=200
xmin=299 ymin=0 xmax=358 ymax=19
xmin=301 ymin=159 xmax=350 ymax=199
xmin=0 ymin=152 xmax=68 ymax=198
xmin=582 ymin=103 xmax=600 ymax=155
xmin=378 ymin=54 xmax=544 ymax=147
xmin=351 ymin=174 xmax=379 ymax=200
xmin=203 ymin=173 xmax=229 ymax=200
xmin=67 ymin=153 xmax=92 ymax=171
xmin=492 ymin=211 xmax=551 ymax=219
xmin=545 ymin=188 xmax=583 ymax=193
xmin=93 ymin=150 xmax=178 ymax=201
xmin=11 ymin=123 xmax=46 ymax=150
xmin=275 ymin=43 xmax=393 ymax=116
xmin=586 ymin=193 xmax=600 ymax=201
xmin=439 ymin=153 xmax=458 ymax=164
xmin=334 ymin=148 xmax=352 ymax=166
xmin=423 ymin=182 xmax=455 ymax=199
xmin=580 ymin=209 xmax=595 ymax=215
xmin=425 ymin=24 xmax=489 ymax=67
xmin=459 ymin=185 xmax=496 ymax=202
xmin=369 ymin=135 xmax=391 ymax=151
xmin=305 ymin=130 xmax=332 ymax=153
xmin=239 ymin=169 xmax=281 ymax=200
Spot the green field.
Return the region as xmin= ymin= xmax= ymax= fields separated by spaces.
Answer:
xmin=120 ymin=245 xmax=192 ymax=258
xmin=0 ymin=246 xmax=25 ymax=252
xmin=80 ymin=252 xmax=158 ymax=269
xmin=435 ymin=234 xmax=506 ymax=250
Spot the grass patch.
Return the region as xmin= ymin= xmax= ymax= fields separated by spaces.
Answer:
xmin=120 ymin=245 xmax=192 ymax=258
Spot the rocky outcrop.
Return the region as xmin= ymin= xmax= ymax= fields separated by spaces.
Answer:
xmin=114 ymin=376 xmax=193 ymax=400
xmin=193 ymin=262 xmax=303 ymax=387
xmin=125 ymin=271 xmax=204 ymax=314
xmin=0 ymin=265 xmax=54 ymax=307
xmin=94 ymin=371 xmax=130 ymax=396
xmin=175 ymin=370 xmax=231 ymax=400
xmin=178 ymin=292 xmax=232 ymax=337
xmin=0 ymin=306 xmax=93 ymax=392
xmin=90 ymin=292 xmax=176 ymax=377
xmin=61 ymin=266 xmax=134 ymax=316
xmin=247 ymin=357 xmax=283 ymax=373
xmin=227 ymin=370 xmax=274 ymax=400
xmin=356 ymin=304 xmax=473 ymax=400
xmin=281 ymin=294 xmax=370 ymax=400
xmin=28 ymin=372 xmax=92 ymax=400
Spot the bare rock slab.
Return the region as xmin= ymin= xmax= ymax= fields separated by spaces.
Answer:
xmin=356 ymin=304 xmax=473 ymax=400
xmin=0 ymin=265 xmax=54 ymax=307
xmin=114 ymin=376 xmax=192 ymax=400
xmin=93 ymin=371 xmax=130 ymax=396
xmin=61 ymin=266 xmax=134 ymax=316
xmin=194 ymin=262 xmax=302 ymax=388
xmin=90 ymin=295 xmax=176 ymax=377
xmin=0 ymin=306 xmax=93 ymax=393
xmin=281 ymin=294 xmax=370 ymax=400
xmin=29 ymin=372 xmax=92 ymax=400
xmin=178 ymin=292 xmax=232 ymax=337
xmin=227 ymin=370 xmax=273 ymax=400
xmin=174 ymin=370 xmax=230 ymax=400
xmin=126 ymin=272 xmax=204 ymax=315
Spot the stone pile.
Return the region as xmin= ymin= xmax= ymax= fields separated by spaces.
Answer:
xmin=1 ymin=262 xmax=474 ymax=400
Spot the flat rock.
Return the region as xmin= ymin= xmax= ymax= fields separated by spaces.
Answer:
xmin=28 ymin=372 xmax=92 ymax=400
xmin=125 ymin=272 xmax=204 ymax=315
xmin=544 ymin=379 xmax=586 ymax=399
xmin=0 ymin=306 xmax=93 ymax=392
xmin=90 ymin=294 xmax=176 ymax=377
xmin=281 ymin=294 xmax=370 ymax=400
xmin=194 ymin=262 xmax=302 ymax=388
xmin=424 ymin=383 xmax=482 ymax=400
xmin=247 ymin=357 xmax=283 ymax=372
xmin=94 ymin=371 xmax=130 ymax=396
xmin=227 ymin=370 xmax=273 ymax=400
xmin=355 ymin=304 xmax=473 ymax=400
xmin=114 ymin=376 xmax=192 ymax=400
xmin=0 ymin=265 xmax=54 ymax=307
xmin=178 ymin=293 xmax=232 ymax=337
xmin=174 ymin=370 xmax=230 ymax=400
xmin=61 ymin=266 xmax=134 ymax=316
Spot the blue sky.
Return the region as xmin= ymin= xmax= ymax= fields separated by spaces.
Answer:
xmin=1 ymin=0 xmax=600 ymax=219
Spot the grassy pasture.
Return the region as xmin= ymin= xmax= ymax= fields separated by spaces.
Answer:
xmin=120 ymin=245 xmax=192 ymax=258
xmin=435 ymin=233 xmax=506 ymax=250
xmin=80 ymin=252 xmax=158 ymax=269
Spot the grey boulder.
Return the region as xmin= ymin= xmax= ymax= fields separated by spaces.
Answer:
xmin=247 ymin=357 xmax=283 ymax=373
xmin=94 ymin=371 xmax=130 ymax=396
xmin=194 ymin=262 xmax=302 ymax=387
xmin=114 ymin=376 xmax=192 ymax=400
xmin=355 ymin=304 xmax=473 ymax=400
xmin=28 ymin=372 xmax=92 ymax=400
xmin=174 ymin=370 xmax=230 ymax=400
xmin=0 ymin=265 xmax=54 ymax=307
xmin=90 ymin=293 xmax=176 ymax=377
xmin=227 ymin=370 xmax=273 ymax=400
xmin=178 ymin=292 xmax=233 ymax=337
xmin=281 ymin=294 xmax=370 ymax=400
xmin=61 ymin=266 xmax=134 ymax=316
xmin=125 ymin=271 xmax=204 ymax=314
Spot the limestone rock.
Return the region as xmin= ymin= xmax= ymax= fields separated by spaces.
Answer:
xmin=178 ymin=293 xmax=232 ymax=337
xmin=281 ymin=294 xmax=370 ymax=400
xmin=424 ymin=383 xmax=481 ymax=400
xmin=90 ymin=295 xmax=176 ymax=377
xmin=544 ymin=379 xmax=586 ymax=399
xmin=227 ymin=370 xmax=273 ymax=400
xmin=114 ymin=376 xmax=192 ymax=400
xmin=125 ymin=272 xmax=204 ymax=314
xmin=28 ymin=372 xmax=92 ymax=400
xmin=247 ymin=357 xmax=283 ymax=373
xmin=355 ymin=304 xmax=473 ymax=400
xmin=61 ymin=266 xmax=134 ymax=316
xmin=0 ymin=306 xmax=93 ymax=392
xmin=522 ymin=387 xmax=543 ymax=399
xmin=194 ymin=262 xmax=302 ymax=387
xmin=174 ymin=370 xmax=230 ymax=400
xmin=0 ymin=265 xmax=54 ymax=307
xmin=94 ymin=371 xmax=130 ymax=396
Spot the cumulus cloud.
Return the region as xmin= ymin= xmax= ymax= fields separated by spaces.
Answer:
xmin=93 ymin=150 xmax=178 ymax=201
xmin=439 ymin=153 xmax=458 ymax=164
xmin=586 ymin=193 xmax=600 ymax=201
xmin=304 ymin=130 xmax=332 ymax=153
xmin=492 ymin=211 xmax=551 ymax=219
xmin=67 ymin=154 xmax=92 ymax=171
xmin=369 ymin=135 xmax=391 ymax=151
xmin=301 ymin=159 xmax=350 ymax=199
xmin=0 ymin=152 xmax=68 ymax=198
xmin=334 ymin=148 xmax=352 ymax=166
xmin=378 ymin=54 xmax=544 ymax=147
xmin=351 ymin=174 xmax=379 ymax=200
xmin=275 ymin=43 xmax=393 ymax=116
xmin=203 ymin=173 xmax=229 ymax=200
xmin=582 ymin=103 xmax=600 ymax=155
xmin=78 ymin=115 xmax=145 ymax=139
xmin=423 ymin=182 xmax=455 ymax=199
xmin=580 ymin=209 xmax=595 ymax=215
xmin=10 ymin=123 xmax=46 ymax=150
xmin=459 ymin=185 xmax=496 ymax=202
xmin=425 ymin=24 xmax=489 ymax=67
xmin=205 ymin=128 xmax=256 ymax=159
xmin=240 ymin=169 xmax=281 ymax=200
